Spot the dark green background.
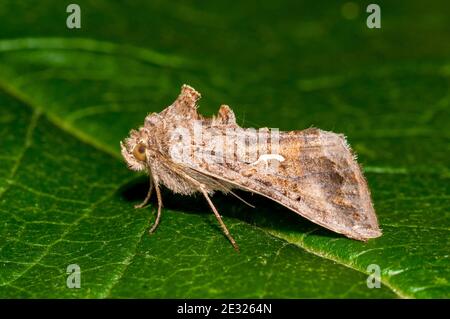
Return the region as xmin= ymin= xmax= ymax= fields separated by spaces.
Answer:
xmin=0 ymin=1 xmax=448 ymax=298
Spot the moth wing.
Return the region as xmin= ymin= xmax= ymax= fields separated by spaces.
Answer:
xmin=187 ymin=127 xmax=381 ymax=241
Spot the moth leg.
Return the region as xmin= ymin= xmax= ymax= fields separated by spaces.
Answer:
xmin=160 ymin=164 xmax=239 ymax=251
xmin=149 ymin=181 xmax=163 ymax=234
xmin=200 ymin=187 xmax=240 ymax=252
xmin=135 ymin=176 xmax=154 ymax=209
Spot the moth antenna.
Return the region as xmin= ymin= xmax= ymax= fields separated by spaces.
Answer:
xmin=228 ymin=190 xmax=255 ymax=208
xmin=207 ymin=175 xmax=255 ymax=208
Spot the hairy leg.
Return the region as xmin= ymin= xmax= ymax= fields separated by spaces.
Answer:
xmin=149 ymin=181 xmax=163 ymax=234
xmin=200 ymin=187 xmax=240 ymax=251
xmin=135 ymin=175 xmax=154 ymax=209
xmin=157 ymin=162 xmax=240 ymax=251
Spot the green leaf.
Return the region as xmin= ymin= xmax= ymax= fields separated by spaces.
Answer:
xmin=0 ymin=0 xmax=448 ymax=298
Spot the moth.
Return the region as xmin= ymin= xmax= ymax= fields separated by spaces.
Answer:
xmin=121 ymin=85 xmax=382 ymax=251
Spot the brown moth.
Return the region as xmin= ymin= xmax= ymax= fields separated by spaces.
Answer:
xmin=121 ymin=84 xmax=382 ymax=251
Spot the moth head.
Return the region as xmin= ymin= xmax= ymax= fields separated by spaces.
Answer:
xmin=120 ymin=129 xmax=150 ymax=172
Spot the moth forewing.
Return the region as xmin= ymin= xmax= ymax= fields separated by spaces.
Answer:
xmin=121 ymin=84 xmax=382 ymax=251
xmin=183 ymin=125 xmax=381 ymax=241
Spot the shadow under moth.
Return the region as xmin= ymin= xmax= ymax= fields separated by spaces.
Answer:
xmin=121 ymin=85 xmax=382 ymax=251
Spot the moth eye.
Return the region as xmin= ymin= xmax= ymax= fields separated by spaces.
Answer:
xmin=133 ymin=143 xmax=147 ymax=161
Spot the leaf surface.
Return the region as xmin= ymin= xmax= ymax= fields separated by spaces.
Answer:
xmin=0 ymin=0 xmax=448 ymax=298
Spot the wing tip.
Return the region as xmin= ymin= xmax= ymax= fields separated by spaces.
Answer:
xmin=347 ymin=226 xmax=383 ymax=241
